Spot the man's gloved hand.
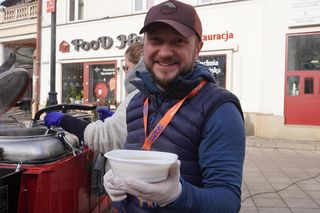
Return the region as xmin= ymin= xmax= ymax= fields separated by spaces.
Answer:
xmin=44 ymin=112 xmax=65 ymax=128
xmin=104 ymin=169 xmax=128 ymax=201
xmin=97 ymin=108 xmax=114 ymax=121
xmin=103 ymin=160 xmax=182 ymax=207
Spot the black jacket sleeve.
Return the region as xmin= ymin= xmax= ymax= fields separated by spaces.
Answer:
xmin=60 ymin=114 xmax=90 ymax=142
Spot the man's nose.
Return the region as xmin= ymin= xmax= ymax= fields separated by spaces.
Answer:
xmin=158 ymin=44 xmax=174 ymax=58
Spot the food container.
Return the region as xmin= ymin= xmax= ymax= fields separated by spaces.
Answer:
xmin=105 ymin=149 xmax=178 ymax=182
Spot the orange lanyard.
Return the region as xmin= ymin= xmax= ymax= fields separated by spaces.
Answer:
xmin=142 ymin=80 xmax=207 ymax=150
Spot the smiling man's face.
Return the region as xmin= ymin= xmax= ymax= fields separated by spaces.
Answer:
xmin=143 ymin=23 xmax=203 ymax=90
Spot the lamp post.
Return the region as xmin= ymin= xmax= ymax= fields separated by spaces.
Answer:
xmin=47 ymin=0 xmax=57 ymax=106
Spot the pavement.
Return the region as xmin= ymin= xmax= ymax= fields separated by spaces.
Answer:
xmin=241 ymin=137 xmax=320 ymax=213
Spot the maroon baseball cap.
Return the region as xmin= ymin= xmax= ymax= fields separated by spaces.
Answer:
xmin=139 ymin=0 xmax=202 ymax=40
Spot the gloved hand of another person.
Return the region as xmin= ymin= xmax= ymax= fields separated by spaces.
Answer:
xmin=97 ymin=108 xmax=114 ymax=121
xmin=44 ymin=112 xmax=65 ymax=128
xmin=104 ymin=160 xmax=182 ymax=207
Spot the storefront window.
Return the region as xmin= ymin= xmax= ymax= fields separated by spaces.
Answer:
xmin=288 ymin=34 xmax=320 ymax=71
xmin=287 ymin=76 xmax=300 ymax=96
xmin=62 ymin=63 xmax=83 ymax=103
xmin=197 ymin=55 xmax=226 ymax=88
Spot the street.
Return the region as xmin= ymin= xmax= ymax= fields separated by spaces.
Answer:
xmin=241 ymin=143 xmax=320 ymax=213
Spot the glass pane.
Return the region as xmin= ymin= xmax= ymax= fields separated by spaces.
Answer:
xmin=288 ymin=34 xmax=320 ymax=71
xmin=62 ymin=63 xmax=83 ymax=103
xmin=89 ymin=64 xmax=116 ymax=106
xmin=304 ymin=77 xmax=314 ymax=94
xmin=69 ymin=0 xmax=75 ymax=21
xmin=78 ymin=0 xmax=84 ymax=20
xmin=197 ymin=55 xmax=226 ymax=88
xmin=135 ymin=0 xmax=143 ymax=11
xmin=287 ymin=76 xmax=300 ymax=96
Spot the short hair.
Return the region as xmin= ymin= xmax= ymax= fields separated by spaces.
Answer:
xmin=125 ymin=42 xmax=143 ymax=65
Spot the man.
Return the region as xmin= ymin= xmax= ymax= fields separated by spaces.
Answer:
xmin=104 ymin=0 xmax=245 ymax=212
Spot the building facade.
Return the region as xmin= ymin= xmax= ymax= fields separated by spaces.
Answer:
xmin=38 ymin=0 xmax=320 ymax=141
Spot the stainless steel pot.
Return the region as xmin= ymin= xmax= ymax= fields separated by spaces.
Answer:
xmin=0 ymin=127 xmax=79 ymax=162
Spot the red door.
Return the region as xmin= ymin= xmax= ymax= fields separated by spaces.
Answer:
xmin=284 ymin=72 xmax=320 ymax=125
xmin=284 ymin=32 xmax=320 ymax=125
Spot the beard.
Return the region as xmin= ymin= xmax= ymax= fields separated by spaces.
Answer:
xmin=152 ymin=72 xmax=176 ymax=90
xmin=146 ymin=60 xmax=196 ymax=90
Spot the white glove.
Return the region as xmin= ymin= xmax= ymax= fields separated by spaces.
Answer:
xmin=103 ymin=169 xmax=127 ymax=201
xmin=106 ymin=160 xmax=182 ymax=207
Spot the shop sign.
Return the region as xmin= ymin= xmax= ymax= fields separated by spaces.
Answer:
xmin=70 ymin=33 xmax=143 ymax=52
xmin=202 ymin=31 xmax=234 ymax=42
xmin=288 ymin=0 xmax=320 ymax=27
xmin=197 ymin=55 xmax=226 ymax=87
xmin=47 ymin=0 xmax=55 ymax=13
xmin=59 ymin=40 xmax=70 ymax=53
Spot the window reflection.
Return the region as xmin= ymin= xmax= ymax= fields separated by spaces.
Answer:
xmin=287 ymin=76 xmax=300 ymax=96
xmin=62 ymin=63 xmax=83 ymax=103
xmin=304 ymin=77 xmax=314 ymax=94
xmin=69 ymin=0 xmax=84 ymax=21
xmin=78 ymin=0 xmax=84 ymax=20
xmin=288 ymin=34 xmax=320 ymax=71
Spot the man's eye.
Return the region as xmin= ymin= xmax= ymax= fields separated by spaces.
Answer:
xmin=149 ymin=37 xmax=161 ymax=43
xmin=174 ymin=38 xmax=187 ymax=45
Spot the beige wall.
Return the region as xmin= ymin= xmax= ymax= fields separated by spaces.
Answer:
xmin=0 ymin=23 xmax=36 ymax=37
xmin=244 ymin=112 xmax=320 ymax=141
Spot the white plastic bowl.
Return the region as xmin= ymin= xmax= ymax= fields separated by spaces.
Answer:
xmin=104 ymin=149 xmax=178 ymax=182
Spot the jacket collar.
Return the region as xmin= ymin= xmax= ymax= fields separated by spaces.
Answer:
xmin=131 ymin=63 xmax=216 ymax=100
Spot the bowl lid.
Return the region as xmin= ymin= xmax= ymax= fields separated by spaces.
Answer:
xmin=0 ymin=68 xmax=29 ymax=117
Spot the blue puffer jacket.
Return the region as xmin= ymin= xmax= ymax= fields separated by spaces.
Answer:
xmin=117 ymin=63 xmax=245 ymax=213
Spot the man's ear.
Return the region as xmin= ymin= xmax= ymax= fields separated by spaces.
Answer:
xmin=197 ymin=41 xmax=203 ymax=53
xmin=195 ymin=40 xmax=203 ymax=59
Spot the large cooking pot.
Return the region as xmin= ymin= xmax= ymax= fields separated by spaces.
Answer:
xmin=0 ymin=127 xmax=80 ymax=163
xmin=0 ymin=103 xmax=97 ymax=163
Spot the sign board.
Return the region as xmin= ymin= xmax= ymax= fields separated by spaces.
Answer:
xmin=288 ymin=0 xmax=320 ymax=27
xmin=47 ymin=0 xmax=56 ymax=13
xmin=197 ymin=55 xmax=226 ymax=88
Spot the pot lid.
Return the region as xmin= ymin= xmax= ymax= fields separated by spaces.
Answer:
xmin=0 ymin=68 xmax=30 ymax=117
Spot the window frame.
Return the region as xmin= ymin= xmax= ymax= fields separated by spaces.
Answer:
xmin=68 ymin=0 xmax=85 ymax=22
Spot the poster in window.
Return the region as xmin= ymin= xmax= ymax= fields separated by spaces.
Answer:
xmin=89 ymin=64 xmax=116 ymax=106
xmin=197 ymin=55 xmax=226 ymax=88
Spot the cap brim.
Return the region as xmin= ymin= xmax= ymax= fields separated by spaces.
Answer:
xmin=140 ymin=20 xmax=195 ymax=38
